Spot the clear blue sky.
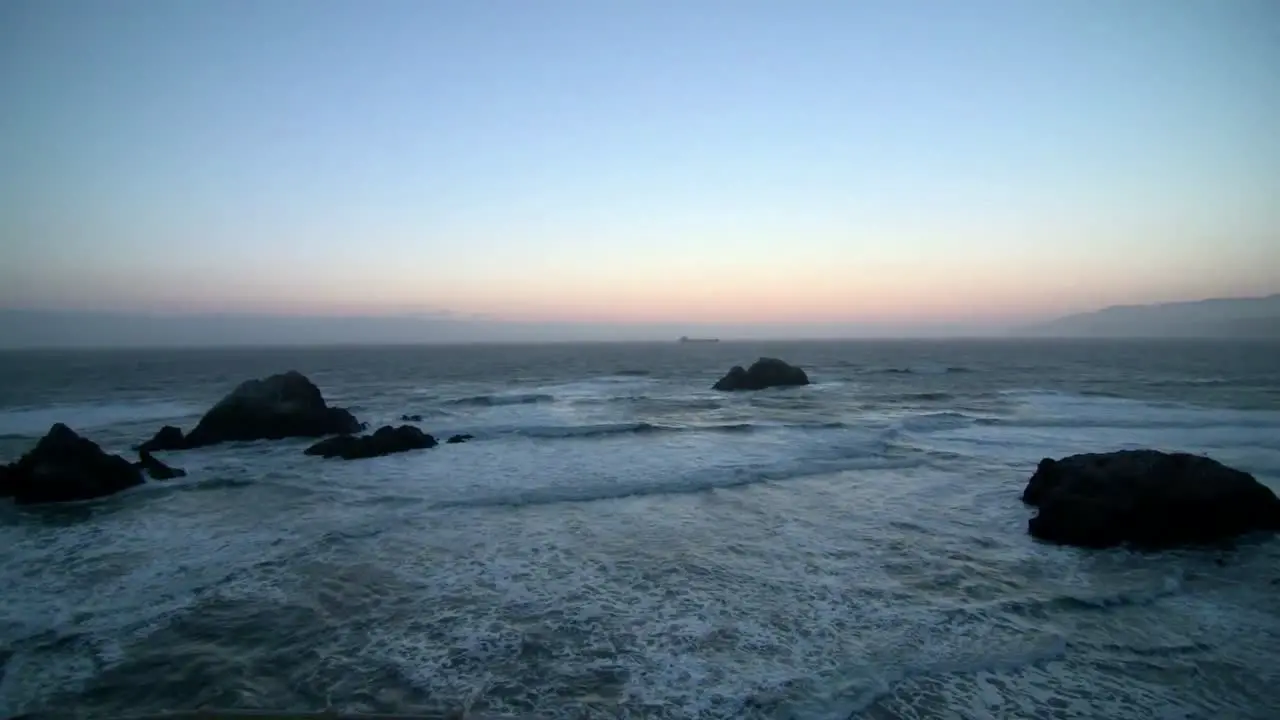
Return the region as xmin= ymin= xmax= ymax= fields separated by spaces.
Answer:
xmin=2 ymin=0 xmax=1277 ymax=328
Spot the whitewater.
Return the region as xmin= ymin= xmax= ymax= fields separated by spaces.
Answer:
xmin=1 ymin=340 xmax=1278 ymax=719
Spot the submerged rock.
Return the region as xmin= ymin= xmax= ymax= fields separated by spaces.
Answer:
xmin=305 ymin=425 xmax=438 ymax=460
xmin=1023 ymin=450 xmax=1280 ymax=549
xmin=446 ymin=434 xmax=474 ymax=444
xmin=2 ymin=424 xmax=144 ymax=504
xmin=136 ymin=449 xmax=187 ymax=480
xmin=145 ymin=371 xmax=361 ymax=450
xmin=712 ymin=357 xmax=810 ymax=391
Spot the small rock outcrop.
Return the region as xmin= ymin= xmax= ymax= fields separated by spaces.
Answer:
xmin=138 ymin=425 xmax=186 ymax=453
xmin=1 ymin=424 xmax=144 ymax=504
xmin=446 ymin=434 xmax=474 ymax=444
xmin=137 ymin=450 xmax=187 ymax=480
xmin=712 ymin=358 xmax=810 ymax=391
xmin=1022 ymin=450 xmax=1280 ymax=549
xmin=142 ymin=371 xmax=360 ymax=450
xmin=305 ymin=425 xmax=438 ymax=460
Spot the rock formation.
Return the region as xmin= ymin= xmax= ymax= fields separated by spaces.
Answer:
xmin=137 ymin=425 xmax=185 ymax=453
xmin=304 ymin=425 xmax=438 ymax=460
xmin=1 ymin=424 xmax=144 ymax=504
xmin=136 ymin=449 xmax=187 ymax=480
xmin=1022 ymin=450 xmax=1280 ymax=548
xmin=712 ymin=358 xmax=810 ymax=391
xmin=140 ymin=371 xmax=360 ymax=450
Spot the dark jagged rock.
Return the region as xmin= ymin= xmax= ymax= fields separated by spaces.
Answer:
xmin=174 ymin=371 xmax=360 ymax=449
xmin=0 ymin=463 xmax=14 ymax=498
xmin=1022 ymin=450 xmax=1280 ymax=549
xmin=136 ymin=449 xmax=187 ymax=480
xmin=401 ymin=414 xmax=423 ymax=422
xmin=712 ymin=357 xmax=810 ymax=391
xmin=446 ymin=434 xmax=474 ymax=444
xmin=3 ymin=424 xmax=144 ymax=504
xmin=305 ymin=425 xmax=438 ymax=460
xmin=137 ymin=425 xmax=186 ymax=453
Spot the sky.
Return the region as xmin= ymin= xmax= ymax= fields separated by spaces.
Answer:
xmin=1 ymin=0 xmax=1278 ymax=341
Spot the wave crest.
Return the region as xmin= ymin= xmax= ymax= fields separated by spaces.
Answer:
xmin=869 ymin=366 xmax=974 ymax=376
xmin=498 ymin=420 xmax=842 ymax=440
xmin=447 ymin=393 xmax=556 ymax=407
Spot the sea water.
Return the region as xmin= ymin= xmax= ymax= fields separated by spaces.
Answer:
xmin=1 ymin=340 xmax=1278 ymax=719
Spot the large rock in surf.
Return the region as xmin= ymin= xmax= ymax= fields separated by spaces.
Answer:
xmin=0 ymin=424 xmax=144 ymax=504
xmin=1022 ymin=450 xmax=1280 ymax=549
xmin=305 ymin=425 xmax=437 ymax=460
xmin=136 ymin=449 xmax=186 ymax=480
xmin=144 ymin=371 xmax=361 ymax=450
xmin=712 ymin=357 xmax=810 ymax=391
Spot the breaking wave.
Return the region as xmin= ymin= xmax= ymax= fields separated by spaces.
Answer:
xmin=446 ymin=392 xmax=557 ymax=407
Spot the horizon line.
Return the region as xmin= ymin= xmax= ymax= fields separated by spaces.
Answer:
xmin=5 ymin=336 xmax=1275 ymax=354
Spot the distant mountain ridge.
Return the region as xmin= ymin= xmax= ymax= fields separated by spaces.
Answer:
xmin=1021 ymin=294 xmax=1280 ymax=338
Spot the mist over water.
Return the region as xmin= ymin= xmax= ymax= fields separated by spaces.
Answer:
xmin=1 ymin=340 xmax=1279 ymax=719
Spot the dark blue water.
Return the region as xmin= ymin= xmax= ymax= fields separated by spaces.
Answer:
xmin=2 ymin=340 xmax=1279 ymax=718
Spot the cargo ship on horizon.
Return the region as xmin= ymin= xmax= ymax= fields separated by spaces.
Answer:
xmin=678 ymin=336 xmax=720 ymax=343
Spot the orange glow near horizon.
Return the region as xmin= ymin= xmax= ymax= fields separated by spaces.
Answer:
xmin=34 ymin=261 xmax=1276 ymax=327
xmin=10 ymin=223 xmax=1278 ymax=325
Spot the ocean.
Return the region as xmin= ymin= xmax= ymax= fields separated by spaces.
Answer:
xmin=1 ymin=340 xmax=1279 ymax=719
